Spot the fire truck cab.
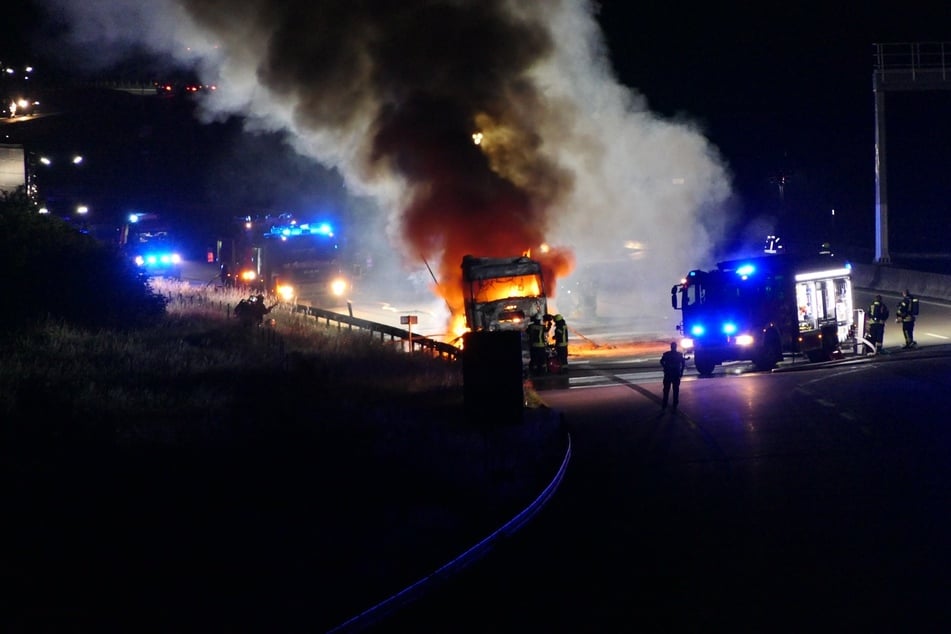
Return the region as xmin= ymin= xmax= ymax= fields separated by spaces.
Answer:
xmin=218 ymin=215 xmax=350 ymax=307
xmin=671 ymin=253 xmax=854 ymax=375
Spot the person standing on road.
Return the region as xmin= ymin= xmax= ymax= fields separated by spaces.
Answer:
xmin=867 ymin=294 xmax=889 ymax=353
xmin=552 ymin=314 xmax=569 ymax=371
xmin=526 ymin=315 xmax=548 ymax=375
xmin=660 ymin=341 xmax=686 ymax=410
xmin=896 ymin=289 xmax=919 ymax=349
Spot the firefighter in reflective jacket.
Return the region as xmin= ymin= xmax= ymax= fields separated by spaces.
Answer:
xmin=895 ymin=289 xmax=919 ymax=349
xmin=526 ymin=315 xmax=548 ymax=375
xmin=552 ymin=314 xmax=569 ymax=371
xmin=867 ymin=294 xmax=888 ymax=353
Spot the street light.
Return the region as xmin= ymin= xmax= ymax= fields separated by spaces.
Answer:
xmin=29 ymin=151 xmax=88 ymax=217
xmin=38 ymin=154 xmax=83 ymax=167
xmin=76 ymin=205 xmax=88 ymax=215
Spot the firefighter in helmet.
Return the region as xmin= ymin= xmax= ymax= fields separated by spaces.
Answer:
xmin=526 ymin=315 xmax=548 ymax=375
xmin=895 ymin=289 xmax=919 ymax=349
xmin=867 ymin=294 xmax=888 ymax=353
xmin=552 ymin=313 xmax=569 ymax=371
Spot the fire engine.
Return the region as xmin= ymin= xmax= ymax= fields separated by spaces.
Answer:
xmin=120 ymin=213 xmax=183 ymax=280
xmin=461 ymin=254 xmax=548 ymax=332
xmin=671 ymin=252 xmax=854 ymax=375
xmin=218 ymin=214 xmax=350 ymax=307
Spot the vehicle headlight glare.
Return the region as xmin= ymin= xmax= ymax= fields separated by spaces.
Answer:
xmin=277 ymin=284 xmax=295 ymax=302
xmin=330 ymin=277 xmax=348 ymax=296
xmin=735 ymin=334 xmax=755 ymax=346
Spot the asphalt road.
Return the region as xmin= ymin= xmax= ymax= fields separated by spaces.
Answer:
xmin=178 ymin=259 xmax=951 ymax=632
xmin=378 ymin=342 xmax=951 ymax=633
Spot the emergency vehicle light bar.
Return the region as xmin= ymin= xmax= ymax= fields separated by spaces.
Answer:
xmin=267 ymin=222 xmax=334 ymax=238
xmin=794 ymin=265 xmax=851 ymax=283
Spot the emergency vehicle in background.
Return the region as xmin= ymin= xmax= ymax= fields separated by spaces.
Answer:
xmin=671 ymin=252 xmax=854 ymax=376
xmin=461 ymin=254 xmax=549 ymax=332
xmin=120 ymin=213 xmax=183 ymax=279
xmin=217 ymin=214 xmax=350 ymax=307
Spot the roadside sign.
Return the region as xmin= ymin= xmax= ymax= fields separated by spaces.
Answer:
xmin=400 ymin=315 xmax=418 ymax=325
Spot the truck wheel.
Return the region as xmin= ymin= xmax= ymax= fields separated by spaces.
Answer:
xmin=753 ymin=351 xmax=777 ymax=371
xmin=753 ymin=331 xmax=782 ymax=371
xmin=694 ymin=354 xmax=715 ymax=376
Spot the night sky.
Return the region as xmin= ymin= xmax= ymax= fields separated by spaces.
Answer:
xmin=594 ymin=1 xmax=951 ymax=257
xmin=3 ymin=1 xmax=950 ymax=267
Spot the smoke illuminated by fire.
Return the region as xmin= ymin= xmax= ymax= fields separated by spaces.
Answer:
xmin=48 ymin=0 xmax=737 ymax=335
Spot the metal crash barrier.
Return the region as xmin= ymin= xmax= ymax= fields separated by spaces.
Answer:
xmin=291 ymin=303 xmax=461 ymax=361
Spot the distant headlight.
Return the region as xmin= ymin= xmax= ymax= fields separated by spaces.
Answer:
xmin=330 ymin=277 xmax=348 ymax=297
xmin=240 ymin=270 xmax=257 ymax=282
xmin=680 ymin=338 xmax=694 ymax=351
xmin=276 ymin=284 xmax=295 ymax=302
xmin=735 ymin=334 xmax=755 ymax=346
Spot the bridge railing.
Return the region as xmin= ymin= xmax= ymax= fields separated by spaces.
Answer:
xmin=292 ymin=304 xmax=461 ymax=361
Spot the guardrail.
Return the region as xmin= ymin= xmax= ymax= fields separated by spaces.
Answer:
xmin=291 ymin=303 xmax=462 ymax=361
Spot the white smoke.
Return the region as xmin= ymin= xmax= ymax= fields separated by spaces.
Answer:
xmin=46 ymin=0 xmax=740 ymax=334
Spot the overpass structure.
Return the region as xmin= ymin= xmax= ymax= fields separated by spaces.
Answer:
xmin=872 ymin=42 xmax=951 ymax=264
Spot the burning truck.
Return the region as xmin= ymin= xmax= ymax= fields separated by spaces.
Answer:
xmin=461 ymin=254 xmax=548 ymax=332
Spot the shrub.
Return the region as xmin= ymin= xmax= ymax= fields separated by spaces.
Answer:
xmin=0 ymin=188 xmax=167 ymax=333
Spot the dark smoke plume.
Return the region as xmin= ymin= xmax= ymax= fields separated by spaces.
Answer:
xmin=48 ymin=0 xmax=737 ymax=333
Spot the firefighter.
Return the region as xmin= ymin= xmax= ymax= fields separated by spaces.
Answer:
xmin=552 ymin=314 xmax=569 ymax=371
xmin=660 ymin=341 xmax=686 ymax=410
xmin=895 ymin=289 xmax=919 ymax=349
xmin=526 ymin=315 xmax=548 ymax=375
xmin=219 ymin=262 xmax=234 ymax=288
xmin=867 ymin=294 xmax=889 ymax=353
xmin=235 ymin=294 xmax=276 ymax=327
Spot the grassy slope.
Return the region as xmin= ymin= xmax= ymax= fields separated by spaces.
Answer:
xmin=1 ymin=281 xmax=565 ymax=633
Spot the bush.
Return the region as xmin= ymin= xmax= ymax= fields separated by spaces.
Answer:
xmin=0 ymin=189 xmax=167 ymax=333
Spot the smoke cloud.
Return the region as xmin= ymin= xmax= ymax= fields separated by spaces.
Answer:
xmin=47 ymin=0 xmax=740 ymax=335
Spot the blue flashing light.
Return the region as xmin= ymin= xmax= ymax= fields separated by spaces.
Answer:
xmin=268 ymin=221 xmax=335 ymax=238
xmin=735 ymin=263 xmax=755 ymax=277
xmin=722 ymin=322 xmax=737 ymax=335
xmin=690 ymin=324 xmax=706 ymax=337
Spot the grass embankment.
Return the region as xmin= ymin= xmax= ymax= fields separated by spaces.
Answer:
xmin=2 ymin=281 xmax=464 ymax=446
xmin=1 ymin=280 xmax=565 ymax=632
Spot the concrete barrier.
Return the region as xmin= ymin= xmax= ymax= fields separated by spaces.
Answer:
xmin=851 ymin=262 xmax=951 ymax=303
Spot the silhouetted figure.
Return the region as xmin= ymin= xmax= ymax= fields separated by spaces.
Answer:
xmin=552 ymin=314 xmax=569 ymax=371
xmin=660 ymin=341 xmax=686 ymax=410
